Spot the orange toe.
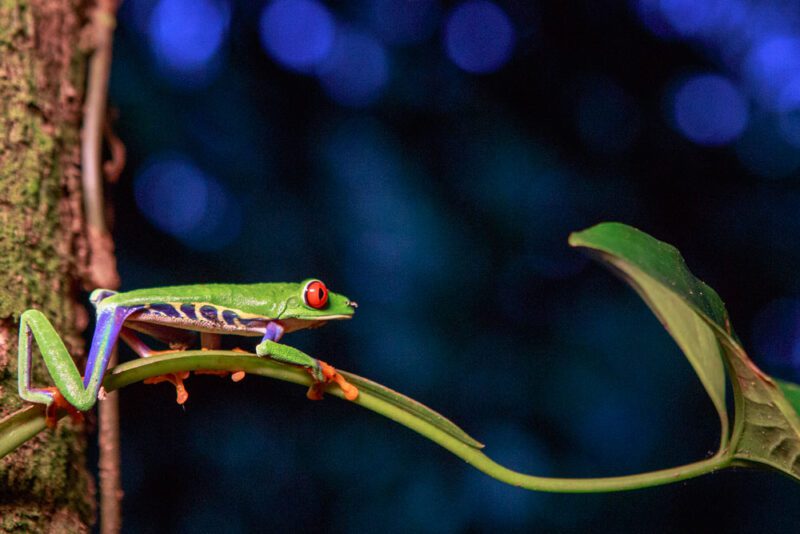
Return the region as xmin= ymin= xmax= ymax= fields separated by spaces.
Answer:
xmin=318 ymin=361 xmax=337 ymax=381
xmin=306 ymin=383 xmax=325 ymax=401
xmin=144 ymin=372 xmax=190 ymax=404
xmin=333 ymin=374 xmax=359 ymax=401
xmin=175 ymin=382 xmax=188 ymax=405
xmin=45 ymin=403 xmax=58 ymax=429
xmin=43 ymin=387 xmax=84 ymax=428
xmin=310 ymin=361 xmax=359 ymax=401
xmin=231 ymin=371 xmax=246 ymax=382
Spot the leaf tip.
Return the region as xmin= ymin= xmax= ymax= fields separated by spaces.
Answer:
xmin=567 ymin=231 xmax=582 ymax=248
xmin=568 ymin=222 xmax=629 ymax=249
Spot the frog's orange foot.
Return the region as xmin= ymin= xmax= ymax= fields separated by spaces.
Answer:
xmin=306 ymin=382 xmax=325 ymax=401
xmin=43 ymin=387 xmax=84 ymax=429
xmin=229 ymin=348 xmax=251 ymax=380
xmin=306 ymin=361 xmax=359 ymax=401
xmin=144 ymin=371 xmax=190 ymax=404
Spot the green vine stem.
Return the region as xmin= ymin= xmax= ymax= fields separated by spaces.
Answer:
xmin=0 ymin=351 xmax=733 ymax=492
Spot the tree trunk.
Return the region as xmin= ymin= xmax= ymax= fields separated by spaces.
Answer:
xmin=0 ymin=0 xmax=94 ymax=531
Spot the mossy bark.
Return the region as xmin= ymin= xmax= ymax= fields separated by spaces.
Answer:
xmin=0 ymin=0 xmax=94 ymax=531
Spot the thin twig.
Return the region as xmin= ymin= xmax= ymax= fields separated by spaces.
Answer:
xmin=80 ymin=1 xmax=122 ymax=532
xmin=98 ymin=347 xmax=121 ymax=534
xmin=103 ymin=110 xmax=126 ymax=184
xmin=81 ymin=0 xmax=117 ymax=236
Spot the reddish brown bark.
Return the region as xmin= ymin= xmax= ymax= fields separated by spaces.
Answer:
xmin=0 ymin=0 xmax=95 ymax=530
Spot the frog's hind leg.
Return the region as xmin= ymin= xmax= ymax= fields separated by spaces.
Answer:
xmin=118 ymin=327 xmax=157 ymax=358
xmin=89 ymin=288 xmax=118 ymax=307
xmin=19 ymin=305 xmax=133 ymax=424
xmin=18 ymin=311 xmax=86 ymax=426
xmin=123 ymin=322 xmax=196 ymax=353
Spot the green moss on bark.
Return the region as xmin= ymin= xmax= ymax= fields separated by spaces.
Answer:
xmin=0 ymin=0 xmax=94 ymax=530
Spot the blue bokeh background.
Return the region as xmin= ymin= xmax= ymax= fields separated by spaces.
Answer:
xmin=92 ymin=0 xmax=800 ymax=531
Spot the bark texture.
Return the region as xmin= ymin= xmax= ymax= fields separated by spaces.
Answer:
xmin=0 ymin=0 xmax=94 ymax=531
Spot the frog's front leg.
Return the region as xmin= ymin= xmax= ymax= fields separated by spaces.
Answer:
xmin=18 ymin=305 xmax=134 ymax=420
xmin=264 ymin=321 xmax=284 ymax=343
xmin=256 ymin=339 xmax=359 ymax=401
xmin=194 ymin=323 xmax=286 ymax=384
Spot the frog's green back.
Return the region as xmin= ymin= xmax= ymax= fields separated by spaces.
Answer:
xmin=99 ymin=282 xmax=355 ymax=320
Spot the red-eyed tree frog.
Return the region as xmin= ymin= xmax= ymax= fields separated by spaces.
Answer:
xmin=18 ymin=279 xmax=359 ymax=425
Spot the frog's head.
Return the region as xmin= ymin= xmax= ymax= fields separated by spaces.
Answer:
xmin=278 ymin=279 xmax=357 ymax=326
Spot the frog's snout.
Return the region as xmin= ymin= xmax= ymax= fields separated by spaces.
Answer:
xmin=347 ymin=301 xmax=358 ymax=309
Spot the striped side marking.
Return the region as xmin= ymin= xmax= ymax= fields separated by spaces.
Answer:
xmin=180 ymin=303 xmax=198 ymax=320
xmin=236 ymin=316 xmax=264 ymax=326
xmin=199 ymin=305 xmax=218 ymax=321
xmin=148 ymin=302 xmax=268 ymax=328
xmin=149 ymin=303 xmax=182 ymax=318
xmin=222 ymin=309 xmax=238 ymax=325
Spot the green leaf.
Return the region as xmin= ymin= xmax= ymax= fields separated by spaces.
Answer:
xmin=569 ymin=222 xmax=730 ymax=447
xmin=730 ymin=368 xmax=800 ymax=476
xmin=570 ymin=222 xmax=800 ymax=480
xmin=341 ymin=372 xmax=485 ymax=449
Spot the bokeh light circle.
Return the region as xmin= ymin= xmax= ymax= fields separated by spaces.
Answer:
xmin=259 ymin=0 xmax=336 ymax=72
xmin=147 ymin=0 xmax=230 ymax=74
xmin=634 ymin=0 xmax=678 ymax=39
xmin=444 ymin=0 xmax=515 ymax=74
xmin=134 ymin=156 xmax=241 ymax=251
xmin=656 ymin=0 xmax=735 ymax=37
xmin=316 ymin=30 xmax=390 ymax=107
xmin=744 ymin=36 xmax=800 ymax=112
xmin=671 ymin=74 xmax=748 ymax=145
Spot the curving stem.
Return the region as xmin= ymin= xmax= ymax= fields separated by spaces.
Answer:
xmin=0 ymin=351 xmax=735 ymax=493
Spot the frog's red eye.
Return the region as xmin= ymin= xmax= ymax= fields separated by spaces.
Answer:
xmin=303 ymin=280 xmax=328 ymax=309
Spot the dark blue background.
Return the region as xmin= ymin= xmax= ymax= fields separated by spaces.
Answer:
xmin=93 ymin=0 xmax=800 ymax=531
